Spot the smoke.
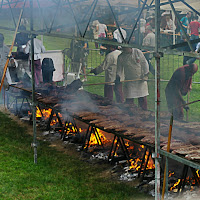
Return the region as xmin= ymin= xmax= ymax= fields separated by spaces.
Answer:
xmin=59 ymin=89 xmax=99 ymax=118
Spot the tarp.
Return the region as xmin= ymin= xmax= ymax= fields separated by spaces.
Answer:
xmin=40 ymin=50 xmax=64 ymax=82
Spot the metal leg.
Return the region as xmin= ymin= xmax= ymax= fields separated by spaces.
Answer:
xmin=177 ymin=165 xmax=189 ymax=194
xmin=138 ymin=147 xmax=148 ymax=178
xmin=46 ymin=109 xmax=54 ymax=131
xmin=94 ymin=127 xmax=104 ymax=149
xmin=141 ymin=149 xmax=152 ymax=180
xmin=190 ymin=167 xmax=200 ymax=186
xmin=108 ymin=135 xmax=117 ymax=161
xmin=81 ymin=125 xmax=91 ymax=150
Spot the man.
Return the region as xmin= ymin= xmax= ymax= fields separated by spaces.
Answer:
xmin=189 ymin=15 xmax=200 ymax=40
xmin=180 ymin=11 xmax=191 ymax=39
xmin=0 ymin=33 xmax=13 ymax=85
xmin=24 ymin=34 xmax=45 ymax=86
xmin=165 ymin=63 xmax=198 ymax=120
xmin=68 ymin=39 xmax=89 ymax=81
xmin=165 ymin=16 xmax=176 ymax=31
xmin=116 ymin=47 xmax=149 ymax=110
xmin=142 ymin=25 xmax=155 ymax=75
xmin=182 ymin=36 xmax=200 ymax=65
xmin=15 ymin=25 xmax=29 ymax=53
xmin=100 ymin=31 xmax=117 ymax=55
xmin=90 ymin=47 xmax=123 ymax=102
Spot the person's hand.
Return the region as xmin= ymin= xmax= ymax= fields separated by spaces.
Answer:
xmin=114 ymin=75 xmax=121 ymax=84
xmin=184 ymin=105 xmax=189 ymax=111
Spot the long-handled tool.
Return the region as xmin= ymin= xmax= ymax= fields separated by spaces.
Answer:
xmin=83 ymin=78 xmax=146 ymax=87
xmin=186 ymin=91 xmax=190 ymax=122
xmin=0 ymin=8 xmax=23 ymax=93
xmin=161 ymin=113 xmax=173 ymax=200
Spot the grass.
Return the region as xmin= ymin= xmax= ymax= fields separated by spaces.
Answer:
xmin=0 ymin=111 xmax=153 ymax=200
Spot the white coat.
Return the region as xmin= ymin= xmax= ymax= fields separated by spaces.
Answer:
xmin=94 ymin=50 xmax=121 ymax=85
xmin=117 ymin=48 xmax=149 ymax=99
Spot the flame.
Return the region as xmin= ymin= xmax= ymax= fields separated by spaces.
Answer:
xmin=129 ymin=158 xmax=141 ymax=171
xmin=196 ymin=170 xmax=200 ymax=178
xmin=146 ymin=151 xmax=155 ymax=170
xmin=170 ymin=179 xmax=181 ymax=191
xmin=88 ymin=128 xmax=111 ymax=146
xmin=169 ymin=171 xmax=174 ymax=177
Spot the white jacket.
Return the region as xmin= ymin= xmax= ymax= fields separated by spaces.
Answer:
xmin=117 ymin=48 xmax=149 ymax=98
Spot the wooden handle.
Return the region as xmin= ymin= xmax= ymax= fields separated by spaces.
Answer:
xmin=0 ymin=9 xmax=23 ymax=92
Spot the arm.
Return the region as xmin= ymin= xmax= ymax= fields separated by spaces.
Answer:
xmin=116 ymin=54 xmax=124 ymax=79
xmin=91 ymin=54 xmax=111 ymax=75
xmin=24 ymin=40 xmax=30 ymax=54
xmin=195 ymin=42 xmax=200 ymax=53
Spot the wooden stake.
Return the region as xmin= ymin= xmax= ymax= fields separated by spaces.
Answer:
xmin=186 ymin=91 xmax=190 ymax=122
xmin=0 ymin=9 xmax=23 ymax=93
xmin=161 ymin=113 xmax=173 ymax=200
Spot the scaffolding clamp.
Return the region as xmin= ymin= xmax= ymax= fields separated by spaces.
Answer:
xmin=153 ymin=52 xmax=163 ymax=58
xmin=31 ymin=142 xmax=38 ymax=148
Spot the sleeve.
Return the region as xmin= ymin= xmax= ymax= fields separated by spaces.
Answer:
xmin=113 ymin=30 xmax=117 ymax=40
xmin=116 ymin=54 xmax=124 ymax=79
xmin=24 ymin=40 xmax=30 ymax=54
xmin=137 ymin=49 xmax=149 ymax=75
xmin=94 ymin=54 xmax=111 ymax=75
xmin=142 ymin=35 xmax=150 ymax=46
xmin=195 ymin=43 xmax=200 ymax=52
xmin=41 ymin=41 xmax=45 ymax=53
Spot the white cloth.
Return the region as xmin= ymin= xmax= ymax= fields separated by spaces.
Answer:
xmin=0 ymin=45 xmax=12 ymax=84
xmin=117 ymin=48 xmax=149 ymax=98
xmin=98 ymin=23 xmax=107 ymax=36
xmin=94 ymin=50 xmax=121 ymax=85
xmin=113 ymin=28 xmax=127 ymax=43
xmin=24 ymin=38 xmax=45 ymax=60
xmin=142 ymin=32 xmax=155 ymax=47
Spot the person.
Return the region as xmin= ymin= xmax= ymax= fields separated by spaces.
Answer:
xmin=24 ymin=34 xmax=45 ymax=86
xmin=91 ymin=20 xmax=99 ymax=49
xmin=165 ymin=63 xmax=198 ymax=120
xmin=189 ymin=15 xmax=200 ymax=40
xmin=90 ymin=47 xmax=123 ymax=102
xmin=116 ymin=47 xmax=149 ymax=110
xmin=100 ymin=31 xmax=117 ymax=56
xmin=0 ymin=33 xmax=13 ymax=85
xmin=165 ymin=16 xmax=176 ymax=31
xmin=180 ymin=11 xmax=191 ymax=39
xmin=113 ymin=27 xmax=127 ymax=43
xmin=182 ymin=35 xmax=199 ymax=65
xmin=41 ymin=58 xmax=55 ymax=83
xmin=142 ymin=25 xmax=155 ymax=75
xmin=15 ymin=25 xmax=29 ymax=53
xmin=98 ymin=22 xmax=108 ymax=39
xmin=8 ymin=58 xmax=20 ymax=83
xmin=68 ymin=39 xmax=89 ymax=81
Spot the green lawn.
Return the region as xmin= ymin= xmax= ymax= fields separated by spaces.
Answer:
xmin=0 ymin=111 xmax=153 ymax=200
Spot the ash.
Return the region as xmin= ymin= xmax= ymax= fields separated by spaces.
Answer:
xmin=167 ymin=186 xmax=200 ymax=200
xmin=91 ymin=152 xmax=108 ymax=160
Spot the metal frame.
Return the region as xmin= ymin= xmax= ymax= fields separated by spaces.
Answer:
xmin=1 ymin=0 xmax=200 ymax=198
